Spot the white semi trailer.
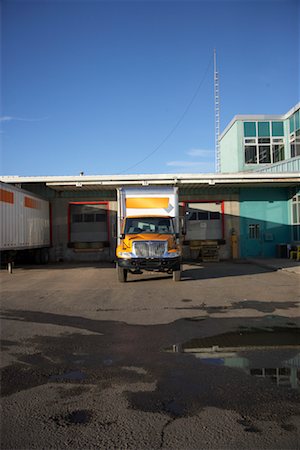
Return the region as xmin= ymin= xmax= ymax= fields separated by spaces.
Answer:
xmin=0 ymin=182 xmax=50 ymax=267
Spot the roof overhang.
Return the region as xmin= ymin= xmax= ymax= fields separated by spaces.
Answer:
xmin=1 ymin=172 xmax=299 ymax=191
xmin=219 ymin=102 xmax=300 ymax=140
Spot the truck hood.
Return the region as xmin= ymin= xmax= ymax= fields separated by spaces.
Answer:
xmin=122 ymin=233 xmax=176 ymax=250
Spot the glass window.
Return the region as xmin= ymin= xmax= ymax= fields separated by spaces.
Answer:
xmin=198 ymin=211 xmax=209 ymax=220
xmin=210 ymin=211 xmax=220 ymax=220
xmin=84 ymin=213 xmax=95 ymax=222
xmin=244 ymin=122 xmax=256 ymax=137
xmin=258 ymin=122 xmax=270 ymax=137
xmin=258 ymin=138 xmax=270 ymax=144
xmin=95 ymin=213 xmax=106 ymax=222
xmin=272 ymin=144 xmax=285 ymax=163
xmin=245 ymin=145 xmax=257 ymax=164
xmin=72 ymin=214 xmax=83 ymax=223
xmin=259 ymin=145 xmax=271 ymax=163
xmin=124 ymin=217 xmax=173 ymax=234
xmin=290 ymin=116 xmax=295 ymax=133
xmin=188 ymin=212 xmax=197 ymax=221
xmin=291 ymin=139 xmax=300 ymax=158
xmin=295 ymin=110 xmax=300 ymax=130
xmin=249 ymin=224 xmax=260 ymax=239
xmin=271 ymin=121 xmax=284 ymax=136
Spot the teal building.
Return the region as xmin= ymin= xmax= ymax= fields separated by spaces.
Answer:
xmin=220 ymin=103 xmax=300 ymax=258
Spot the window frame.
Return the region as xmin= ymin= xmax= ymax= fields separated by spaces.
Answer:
xmin=291 ymin=195 xmax=300 ymax=242
xmin=244 ymin=121 xmax=285 ymax=165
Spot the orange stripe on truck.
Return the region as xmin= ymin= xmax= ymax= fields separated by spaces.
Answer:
xmin=126 ymin=197 xmax=169 ymax=209
xmin=24 ymin=196 xmax=41 ymax=209
xmin=0 ymin=188 xmax=14 ymax=204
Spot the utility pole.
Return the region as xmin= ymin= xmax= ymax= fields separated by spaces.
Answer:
xmin=214 ymin=49 xmax=220 ymax=173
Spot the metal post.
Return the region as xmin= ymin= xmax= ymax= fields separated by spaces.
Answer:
xmin=214 ymin=49 xmax=220 ymax=173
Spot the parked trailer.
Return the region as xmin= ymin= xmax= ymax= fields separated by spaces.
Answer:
xmin=116 ymin=187 xmax=182 ymax=282
xmin=0 ymin=182 xmax=50 ymax=268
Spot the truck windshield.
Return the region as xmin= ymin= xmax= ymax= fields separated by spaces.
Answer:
xmin=124 ymin=217 xmax=174 ymax=235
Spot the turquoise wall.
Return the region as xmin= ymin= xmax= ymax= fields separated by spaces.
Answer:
xmin=220 ymin=122 xmax=242 ymax=173
xmin=239 ymin=188 xmax=290 ymax=258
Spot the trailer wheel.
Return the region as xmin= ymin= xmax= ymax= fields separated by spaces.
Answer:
xmin=117 ymin=266 xmax=128 ymax=282
xmin=173 ymin=269 xmax=181 ymax=282
xmin=34 ymin=249 xmax=41 ymax=264
xmin=40 ymin=248 xmax=49 ymax=265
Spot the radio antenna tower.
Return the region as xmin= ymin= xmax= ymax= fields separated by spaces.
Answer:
xmin=214 ymin=49 xmax=220 ymax=173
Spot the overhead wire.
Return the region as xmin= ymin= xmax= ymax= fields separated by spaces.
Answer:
xmin=119 ymin=55 xmax=213 ymax=174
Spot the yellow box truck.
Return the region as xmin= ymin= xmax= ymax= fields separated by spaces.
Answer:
xmin=116 ymin=187 xmax=182 ymax=282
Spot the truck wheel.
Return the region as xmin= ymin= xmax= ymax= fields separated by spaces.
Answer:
xmin=34 ymin=249 xmax=41 ymax=264
xmin=173 ymin=269 xmax=181 ymax=282
xmin=40 ymin=248 xmax=49 ymax=265
xmin=117 ymin=266 xmax=128 ymax=282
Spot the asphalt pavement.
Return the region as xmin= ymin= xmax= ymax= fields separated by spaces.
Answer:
xmin=1 ymin=261 xmax=299 ymax=449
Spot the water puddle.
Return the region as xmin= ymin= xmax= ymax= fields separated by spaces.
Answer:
xmin=166 ymin=326 xmax=300 ymax=391
xmin=50 ymin=409 xmax=92 ymax=427
xmin=49 ymin=370 xmax=87 ymax=381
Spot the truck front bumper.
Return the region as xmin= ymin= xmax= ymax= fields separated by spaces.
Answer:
xmin=117 ymin=257 xmax=181 ymax=272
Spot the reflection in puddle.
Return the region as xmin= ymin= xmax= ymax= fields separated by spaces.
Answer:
xmin=49 ymin=370 xmax=87 ymax=381
xmin=168 ymin=327 xmax=300 ymax=391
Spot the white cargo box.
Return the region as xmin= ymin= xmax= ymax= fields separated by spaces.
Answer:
xmin=118 ymin=187 xmax=178 ymax=219
xmin=0 ymin=182 xmax=50 ymax=251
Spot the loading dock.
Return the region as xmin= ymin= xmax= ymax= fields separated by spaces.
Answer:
xmin=0 ymin=173 xmax=299 ymax=262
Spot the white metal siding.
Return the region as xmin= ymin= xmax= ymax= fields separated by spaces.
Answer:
xmin=0 ymin=183 xmax=50 ymax=250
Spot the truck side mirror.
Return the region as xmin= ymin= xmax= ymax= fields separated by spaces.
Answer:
xmin=119 ymin=233 xmax=125 ymax=239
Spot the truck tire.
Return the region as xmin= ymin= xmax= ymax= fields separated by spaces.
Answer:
xmin=34 ymin=249 xmax=41 ymax=264
xmin=173 ymin=269 xmax=181 ymax=282
xmin=117 ymin=266 xmax=128 ymax=282
xmin=40 ymin=248 xmax=49 ymax=265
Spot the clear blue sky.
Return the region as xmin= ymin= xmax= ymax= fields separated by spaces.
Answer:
xmin=1 ymin=0 xmax=299 ymax=176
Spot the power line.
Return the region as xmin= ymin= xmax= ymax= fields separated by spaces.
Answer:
xmin=119 ymin=56 xmax=213 ymax=174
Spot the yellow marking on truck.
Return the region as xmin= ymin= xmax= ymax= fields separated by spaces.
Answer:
xmin=126 ymin=197 xmax=169 ymax=209
xmin=0 ymin=188 xmax=14 ymax=204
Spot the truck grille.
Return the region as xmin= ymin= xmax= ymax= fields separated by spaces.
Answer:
xmin=133 ymin=241 xmax=167 ymax=258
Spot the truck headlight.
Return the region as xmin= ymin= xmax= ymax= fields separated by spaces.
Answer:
xmin=164 ymin=251 xmax=180 ymax=258
xmin=118 ymin=252 xmax=134 ymax=259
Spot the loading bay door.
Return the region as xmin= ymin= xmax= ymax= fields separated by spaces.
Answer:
xmin=185 ymin=202 xmax=223 ymax=241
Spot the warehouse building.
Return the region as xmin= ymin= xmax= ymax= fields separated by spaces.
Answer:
xmin=0 ymin=172 xmax=299 ymax=262
xmin=1 ymin=105 xmax=299 ymax=262
xmin=219 ymin=102 xmax=300 ymax=258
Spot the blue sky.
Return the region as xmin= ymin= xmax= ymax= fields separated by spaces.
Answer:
xmin=1 ymin=0 xmax=299 ymax=176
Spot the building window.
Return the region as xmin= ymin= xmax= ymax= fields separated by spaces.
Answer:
xmin=244 ymin=122 xmax=256 ymax=137
xmin=292 ymin=195 xmax=300 ymax=241
xmin=289 ymin=109 xmax=300 ymax=158
xmin=272 ymin=140 xmax=285 ymax=162
xmin=258 ymin=122 xmax=270 ymax=137
xmin=245 ymin=144 xmax=257 ymax=164
xmin=244 ymin=121 xmax=285 ymax=164
xmin=249 ymin=224 xmax=260 ymax=239
xmin=272 ymin=121 xmax=284 ymax=137
xmin=289 ymin=110 xmax=300 ymax=158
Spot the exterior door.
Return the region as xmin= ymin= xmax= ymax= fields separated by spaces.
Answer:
xmin=244 ymin=221 xmax=263 ymax=257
